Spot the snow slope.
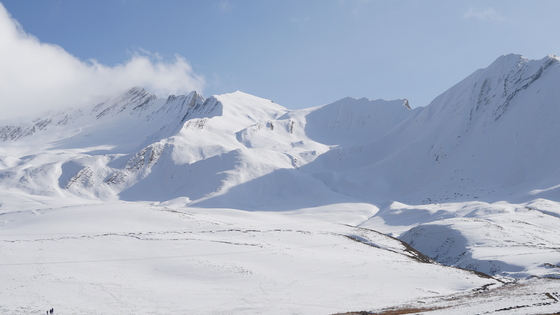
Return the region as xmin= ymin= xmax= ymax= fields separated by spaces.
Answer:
xmin=302 ymin=54 xmax=560 ymax=205
xmin=2 ymin=54 xmax=560 ymax=313
xmin=355 ymin=54 xmax=560 ymax=281
xmin=0 ymin=202 xmax=501 ymax=315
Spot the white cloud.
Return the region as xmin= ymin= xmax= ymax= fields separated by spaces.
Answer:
xmin=0 ymin=3 xmax=205 ymax=120
xmin=290 ymin=16 xmax=310 ymax=23
xmin=215 ymin=1 xmax=233 ymax=12
xmin=464 ymin=7 xmax=505 ymax=21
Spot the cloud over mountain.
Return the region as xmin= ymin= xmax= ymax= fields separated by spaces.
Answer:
xmin=0 ymin=3 xmax=205 ymax=120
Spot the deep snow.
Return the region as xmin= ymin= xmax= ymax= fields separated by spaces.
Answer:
xmin=1 ymin=54 xmax=560 ymax=314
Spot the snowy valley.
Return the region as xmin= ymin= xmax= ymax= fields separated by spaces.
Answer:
xmin=1 ymin=54 xmax=560 ymax=314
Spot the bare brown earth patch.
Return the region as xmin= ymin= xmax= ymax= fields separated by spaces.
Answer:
xmin=332 ymin=306 xmax=446 ymax=315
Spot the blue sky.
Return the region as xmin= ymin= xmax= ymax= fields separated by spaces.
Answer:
xmin=1 ymin=0 xmax=560 ymax=116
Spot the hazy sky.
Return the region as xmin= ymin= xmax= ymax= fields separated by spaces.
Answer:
xmin=2 ymin=0 xmax=560 ymax=118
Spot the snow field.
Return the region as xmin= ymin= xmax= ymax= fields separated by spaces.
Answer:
xmin=0 ymin=202 xmax=497 ymax=314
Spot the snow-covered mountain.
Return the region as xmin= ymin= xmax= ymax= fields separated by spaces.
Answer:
xmin=2 ymin=54 xmax=560 ymax=314
xmin=4 ymin=54 xmax=559 ymax=208
xmin=0 ymin=83 xmax=414 ymax=208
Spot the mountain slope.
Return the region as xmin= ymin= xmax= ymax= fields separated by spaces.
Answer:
xmin=0 ymin=88 xmax=414 ymax=209
xmin=301 ymin=54 xmax=560 ymax=205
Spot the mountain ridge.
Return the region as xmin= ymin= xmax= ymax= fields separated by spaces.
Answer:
xmin=2 ymin=54 xmax=560 ymax=206
xmin=2 ymin=54 xmax=560 ymax=280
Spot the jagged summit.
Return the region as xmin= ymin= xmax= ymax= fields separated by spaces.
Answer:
xmin=0 ymin=87 xmax=206 ymax=151
xmin=427 ymin=53 xmax=559 ymax=118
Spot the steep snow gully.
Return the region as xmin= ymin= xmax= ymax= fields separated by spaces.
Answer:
xmin=2 ymin=54 xmax=560 ymax=314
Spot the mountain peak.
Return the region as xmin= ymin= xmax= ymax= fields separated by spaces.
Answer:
xmin=127 ymin=86 xmax=150 ymax=94
xmin=212 ymin=90 xmax=288 ymax=121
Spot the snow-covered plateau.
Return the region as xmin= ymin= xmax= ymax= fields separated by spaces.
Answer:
xmin=1 ymin=54 xmax=560 ymax=314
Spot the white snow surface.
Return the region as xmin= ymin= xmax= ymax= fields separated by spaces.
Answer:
xmin=2 ymin=54 xmax=560 ymax=314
